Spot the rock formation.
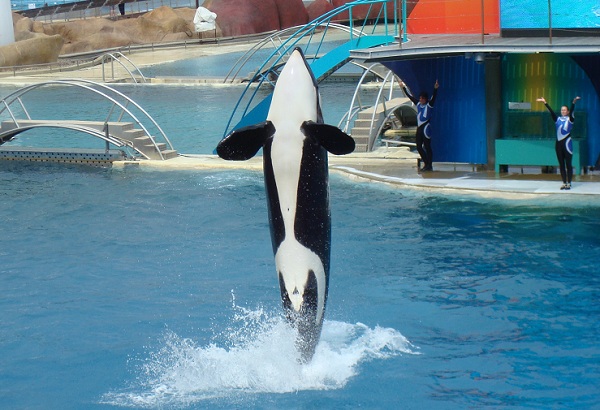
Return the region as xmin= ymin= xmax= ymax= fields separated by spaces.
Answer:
xmin=2 ymin=1 xmax=386 ymax=67
xmin=0 ymin=34 xmax=63 ymax=66
xmin=2 ymin=7 xmax=207 ymax=64
xmin=331 ymin=0 xmax=397 ymax=22
xmin=306 ymin=0 xmax=335 ymax=22
xmin=201 ymin=0 xmax=308 ymax=37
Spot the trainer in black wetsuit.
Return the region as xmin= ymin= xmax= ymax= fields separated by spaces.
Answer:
xmin=537 ymin=96 xmax=581 ymax=190
xmin=400 ymin=80 xmax=439 ymax=172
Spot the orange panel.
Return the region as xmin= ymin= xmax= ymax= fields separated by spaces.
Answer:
xmin=406 ymin=0 xmax=499 ymax=34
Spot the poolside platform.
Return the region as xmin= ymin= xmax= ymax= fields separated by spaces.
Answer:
xmin=350 ymin=33 xmax=600 ymax=62
xmin=0 ymin=146 xmax=126 ymax=164
xmin=110 ymin=147 xmax=600 ymax=199
xmin=2 ymin=36 xmax=599 ymax=199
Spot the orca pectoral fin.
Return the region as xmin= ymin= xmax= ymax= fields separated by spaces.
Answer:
xmin=216 ymin=121 xmax=275 ymax=160
xmin=301 ymin=121 xmax=355 ymax=155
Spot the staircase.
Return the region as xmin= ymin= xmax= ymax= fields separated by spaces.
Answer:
xmin=0 ymin=119 xmax=178 ymax=160
xmin=350 ymin=109 xmax=379 ymax=152
xmin=0 ymin=80 xmax=177 ymax=162
xmin=130 ymin=135 xmax=178 ymax=160
xmin=350 ymin=97 xmax=409 ymax=152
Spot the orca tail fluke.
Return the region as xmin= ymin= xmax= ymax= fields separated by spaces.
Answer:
xmin=295 ymin=319 xmax=323 ymax=363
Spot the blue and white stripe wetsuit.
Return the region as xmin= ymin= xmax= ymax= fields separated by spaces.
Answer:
xmin=416 ymin=99 xmax=434 ymax=139
xmin=403 ymin=85 xmax=438 ymax=170
xmin=544 ymin=102 xmax=575 ymax=185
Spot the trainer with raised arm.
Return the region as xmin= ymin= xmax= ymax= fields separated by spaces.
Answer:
xmin=536 ymin=96 xmax=581 ymax=190
xmin=400 ymin=79 xmax=439 ymax=172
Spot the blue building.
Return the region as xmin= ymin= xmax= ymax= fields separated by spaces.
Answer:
xmin=351 ymin=35 xmax=600 ymax=172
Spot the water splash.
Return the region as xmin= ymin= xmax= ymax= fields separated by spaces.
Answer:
xmin=102 ymin=304 xmax=418 ymax=408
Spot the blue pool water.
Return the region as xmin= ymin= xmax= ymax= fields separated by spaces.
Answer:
xmin=1 ymin=51 xmax=600 ymax=408
xmin=1 ymin=162 xmax=599 ymax=409
xmin=0 ymin=81 xmax=367 ymax=155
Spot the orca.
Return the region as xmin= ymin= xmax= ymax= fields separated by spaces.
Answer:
xmin=216 ymin=47 xmax=355 ymax=362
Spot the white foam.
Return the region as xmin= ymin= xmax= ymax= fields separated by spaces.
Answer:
xmin=102 ymin=304 xmax=418 ymax=408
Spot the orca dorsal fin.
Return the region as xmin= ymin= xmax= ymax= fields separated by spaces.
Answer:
xmin=301 ymin=121 xmax=355 ymax=155
xmin=216 ymin=121 xmax=275 ymax=161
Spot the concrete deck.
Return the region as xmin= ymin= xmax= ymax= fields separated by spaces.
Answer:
xmin=111 ymin=147 xmax=600 ymax=200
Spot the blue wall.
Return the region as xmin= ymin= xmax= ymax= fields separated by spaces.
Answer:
xmin=384 ymin=56 xmax=488 ymax=164
xmin=385 ymin=53 xmax=600 ymax=167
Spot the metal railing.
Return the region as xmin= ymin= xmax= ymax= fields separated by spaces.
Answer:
xmin=223 ymin=23 xmax=367 ymax=84
xmin=15 ymin=0 xmax=195 ymax=22
xmin=98 ymin=52 xmax=147 ymax=83
xmin=337 ymin=63 xmax=415 ymax=151
xmin=0 ymin=79 xmax=173 ymax=159
xmin=223 ymin=0 xmax=400 ymax=138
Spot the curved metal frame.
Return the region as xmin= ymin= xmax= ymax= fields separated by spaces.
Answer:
xmin=98 ymin=52 xmax=147 ymax=84
xmin=0 ymin=124 xmax=128 ymax=147
xmin=339 ymin=62 xmax=417 ymax=151
xmin=0 ymin=79 xmax=172 ymax=160
xmin=223 ymin=23 xmax=366 ymax=84
xmin=222 ymin=0 xmax=399 ymax=138
xmin=339 ymin=62 xmax=391 ymax=133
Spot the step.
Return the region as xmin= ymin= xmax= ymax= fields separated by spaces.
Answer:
xmin=147 ymin=142 xmax=167 ymax=151
xmin=354 ymin=144 xmax=369 ymax=152
xmin=351 ymin=135 xmax=369 ymax=144
xmin=0 ymin=119 xmax=135 ymax=133
xmin=131 ymin=135 xmax=178 ymax=160
xmin=351 ymin=128 xmax=374 ymax=139
xmin=121 ymin=128 xmax=146 ymax=139
xmin=353 ymin=119 xmax=373 ymax=128
xmin=357 ymin=111 xmax=376 ymax=120
xmin=145 ymin=149 xmax=178 ymax=160
xmin=160 ymin=149 xmax=179 ymax=160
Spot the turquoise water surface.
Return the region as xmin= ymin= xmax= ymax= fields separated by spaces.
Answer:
xmin=1 ymin=54 xmax=599 ymax=408
xmin=1 ymin=163 xmax=599 ymax=409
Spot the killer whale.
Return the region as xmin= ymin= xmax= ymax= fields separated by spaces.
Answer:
xmin=216 ymin=47 xmax=355 ymax=362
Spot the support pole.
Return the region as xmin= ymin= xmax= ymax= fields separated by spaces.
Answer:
xmin=481 ymin=0 xmax=485 ymax=44
xmin=104 ymin=122 xmax=110 ymax=153
xmin=401 ymin=0 xmax=407 ymax=43
xmin=547 ymin=0 xmax=553 ymax=45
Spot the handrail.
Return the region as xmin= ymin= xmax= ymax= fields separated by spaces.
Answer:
xmin=0 ymin=79 xmax=172 ymax=159
xmin=223 ymin=23 xmax=365 ymax=83
xmin=0 ymin=123 xmax=126 ymax=147
xmin=222 ymin=0 xmax=399 ymax=138
xmin=341 ymin=63 xmax=384 ymax=133
xmin=99 ymin=52 xmax=147 ymax=83
xmin=367 ymin=69 xmax=396 ymax=151
xmin=340 ymin=62 xmax=416 ymax=151
xmin=16 ymin=0 xmax=195 ymax=23
xmin=0 ymin=123 xmax=145 ymax=159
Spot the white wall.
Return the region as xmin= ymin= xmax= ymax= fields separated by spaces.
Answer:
xmin=0 ymin=0 xmax=15 ymax=46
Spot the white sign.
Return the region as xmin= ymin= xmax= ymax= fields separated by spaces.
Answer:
xmin=508 ymin=102 xmax=532 ymax=110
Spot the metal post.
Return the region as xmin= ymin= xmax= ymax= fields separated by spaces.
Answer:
xmin=349 ymin=7 xmax=353 ymax=42
xmin=104 ymin=122 xmax=110 ymax=153
xmin=402 ymin=0 xmax=407 ymax=42
xmin=547 ymin=0 xmax=553 ymax=44
xmin=481 ymin=0 xmax=485 ymax=44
